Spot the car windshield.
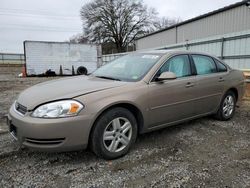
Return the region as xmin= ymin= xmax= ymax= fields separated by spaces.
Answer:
xmin=92 ymin=54 xmax=161 ymax=82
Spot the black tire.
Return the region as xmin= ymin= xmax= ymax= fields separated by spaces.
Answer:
xmin=215 ymin=91 xmax=236 ymax=121
xmin=77 ymin=66 xmax=88 ymax=75
xmin=90 ymin=107 xmax=137 ymax=160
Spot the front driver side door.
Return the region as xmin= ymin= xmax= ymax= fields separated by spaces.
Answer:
xmin=147 ymin=54 xmax=198 ymax=128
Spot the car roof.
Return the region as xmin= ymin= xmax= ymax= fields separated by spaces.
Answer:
xmin=137 ymin=49 xmax=182 ymax=55
xmin=136 ymin=49 xmax=214 ymax=57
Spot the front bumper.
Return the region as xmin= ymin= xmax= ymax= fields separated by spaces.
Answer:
xmin=8 ymin=104 xmax=93 ymax=152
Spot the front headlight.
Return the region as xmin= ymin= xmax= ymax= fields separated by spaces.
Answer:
xmin=31 ymin=100 xmax=84 ymax=118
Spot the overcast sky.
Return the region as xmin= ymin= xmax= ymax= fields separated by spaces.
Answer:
xmin=0 ymin=0 xmax=240 ymax=53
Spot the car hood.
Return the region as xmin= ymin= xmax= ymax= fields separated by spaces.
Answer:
xmin=17 ymin=76 xmax=127 ymax=110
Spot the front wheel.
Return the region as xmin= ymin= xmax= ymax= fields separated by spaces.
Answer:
xmin=215 ymin=91 xmax=236 ymax=121
xmin=90 ymin=107 xmax=137 ymax=160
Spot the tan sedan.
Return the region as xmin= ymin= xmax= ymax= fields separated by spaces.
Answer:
xmin=8 ymin=50 xmax=245 ymax=159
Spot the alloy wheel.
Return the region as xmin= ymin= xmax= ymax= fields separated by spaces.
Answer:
xmin=223 ymin=95 xmax=234 ymax=117
xmin=103 ymin=117 xmax=132 ymax=153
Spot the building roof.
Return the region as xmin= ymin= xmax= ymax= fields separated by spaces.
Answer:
xmin=136 ymin=0 xmax=249 ymax=40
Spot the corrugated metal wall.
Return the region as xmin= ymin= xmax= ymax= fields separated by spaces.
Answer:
xmin=157 ymin=30 xmax=250 ymax=70
xmin=137 ymin=4 xmax=250 ymax=50
xmin=102 ymin=30 xmax=250 ymax=70
xmin=177 ymin=6 xmax=250 ymax=43
xmin=137 ymin=28 xmax=176 ymax=50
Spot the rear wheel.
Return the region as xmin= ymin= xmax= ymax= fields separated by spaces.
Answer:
xmin=90 ymin=107 xmax=137 ymax=159
xmin=215 ymin=91 xmax=236 ymax=121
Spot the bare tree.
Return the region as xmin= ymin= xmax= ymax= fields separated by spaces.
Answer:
xmin=80 ymin=0 xmax=157 ymax=52
xmin=69 ymin=33 xmax=89 ymax=44
xmin=153 ymin=17 xmax=181 ymax=31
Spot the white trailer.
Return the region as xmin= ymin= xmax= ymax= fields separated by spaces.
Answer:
xmin=24 ymin=41 xmax=102 ymax=76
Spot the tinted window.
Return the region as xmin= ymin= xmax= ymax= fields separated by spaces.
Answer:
xmin=215 ymin=59 xmax=227 ymax=72
xmin=157 ymin=55 xmax=191 ymax=78
xmin=192 ymin=55 xmax=217 ymax=75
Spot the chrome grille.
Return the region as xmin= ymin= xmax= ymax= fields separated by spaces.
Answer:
xmin=15 ymin=102 xmax=27 ymax=115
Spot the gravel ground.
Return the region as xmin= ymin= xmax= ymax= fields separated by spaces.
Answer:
xmin=0 ymin=66 xmax=58 ymax=133
xmin=0 ymin=67 xmax=249 ymax=187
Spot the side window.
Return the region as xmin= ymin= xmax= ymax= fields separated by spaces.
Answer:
xmin=215 ymin=59 xmax=227 ymax=72
xmin=192 ymin=55 xmax=217 ymax=75
xmin=157 ymin=55 xmax=191 ymax=78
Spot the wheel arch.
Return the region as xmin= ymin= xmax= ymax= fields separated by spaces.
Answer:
xmin=88 ymin=102 xmax=144 ymax=147
xmin=227 ymin=87 xmax=238 ymax=101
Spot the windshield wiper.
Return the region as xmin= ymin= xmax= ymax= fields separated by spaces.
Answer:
xmin=95 ymin=76 xmax=121 ymax=81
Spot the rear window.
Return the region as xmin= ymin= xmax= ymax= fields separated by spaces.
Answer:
xmin=192 ymin=55 xmax=217 ymax=75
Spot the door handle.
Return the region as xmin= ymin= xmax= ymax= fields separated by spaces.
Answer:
xmin=185 ymin=82 xmax=194 ymax=88
xmin=218 ymin=77 xmax=225 ymax=82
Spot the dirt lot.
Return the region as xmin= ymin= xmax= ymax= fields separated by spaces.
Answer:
xmin=0 ymin=66 xmax=249 ymax=187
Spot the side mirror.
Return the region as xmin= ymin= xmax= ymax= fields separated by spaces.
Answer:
xmin=156 ymin=72 xmax=177 ymax=81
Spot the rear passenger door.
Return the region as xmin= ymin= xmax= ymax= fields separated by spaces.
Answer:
xmin=191 ymin=54 xmax=226 ymax=115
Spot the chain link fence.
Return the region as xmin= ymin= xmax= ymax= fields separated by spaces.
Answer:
xmin=0 ymin=53 xmax=25 ymax=65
